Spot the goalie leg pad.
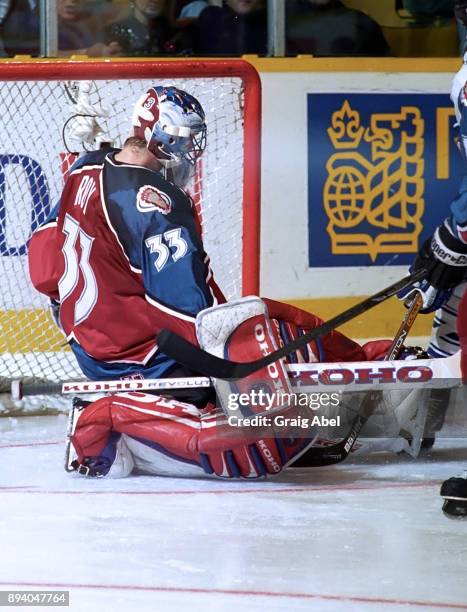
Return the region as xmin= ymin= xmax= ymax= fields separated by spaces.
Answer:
xmin=69 ymin=392 xmax=318 ymax=479
xmin=196 ymin=297 xmax=389 ymax=419
xmin=196 ymin=297 xmax=293 ymax=418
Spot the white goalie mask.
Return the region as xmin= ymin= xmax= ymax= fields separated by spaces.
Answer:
xmin=132 ymin=85 xmax=207 ymax=169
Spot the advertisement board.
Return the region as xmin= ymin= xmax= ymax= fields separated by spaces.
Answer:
xmin=307 ymin=93 xmax=463 ymax=267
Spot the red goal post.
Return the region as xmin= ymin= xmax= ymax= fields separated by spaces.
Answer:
xmin=0 ymin=58 xmax=261 ymax=388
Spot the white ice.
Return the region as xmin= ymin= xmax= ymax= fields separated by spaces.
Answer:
xmin=1 ymin=413 xmax=467 ymax=612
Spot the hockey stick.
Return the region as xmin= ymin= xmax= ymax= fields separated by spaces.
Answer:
xmin=12 ymin=349 xmax=461 ymax=399
xmin=156 ymin=269 xmax=428 ymax=380
xmin=11 ymin=376 xmax=212 ymax=400
xmin=291 ymin=292 xmax=424 ymax=467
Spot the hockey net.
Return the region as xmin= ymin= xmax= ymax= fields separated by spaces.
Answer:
xmin=0 ymin=59 xmax=261 ymax=410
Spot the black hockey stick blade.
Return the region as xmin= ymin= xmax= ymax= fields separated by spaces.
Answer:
xmin=157 ymin=269 xmax=428 ymax=380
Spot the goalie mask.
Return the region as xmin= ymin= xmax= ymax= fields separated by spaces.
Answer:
xmin=132 ymin=86 xmax=207 ymax=168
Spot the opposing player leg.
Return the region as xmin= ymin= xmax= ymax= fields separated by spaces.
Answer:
xmin=416 ymin=284 xmax=467 ymax=449
xmin=440 ymin=286 xmax=467 ymax=518
xmin=428 ymin=283 xmax=467 ymax=359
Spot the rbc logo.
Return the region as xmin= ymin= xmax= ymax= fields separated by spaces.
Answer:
xmin=0 ymin=154 xmax=50 ymax=256
xmin=307 ymin=93 xmax=464 ymax=267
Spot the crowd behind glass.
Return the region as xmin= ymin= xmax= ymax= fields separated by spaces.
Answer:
xmin=0 ymin=0 xmax=462 ymax=58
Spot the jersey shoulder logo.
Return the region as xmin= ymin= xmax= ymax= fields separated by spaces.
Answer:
xmin=136 ymin=185 xmax=172 ymax=215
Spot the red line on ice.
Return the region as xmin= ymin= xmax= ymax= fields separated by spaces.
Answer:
xmin=0 ymin=481 xmax=440 ymax=495
xmin=0 ymin=581 xmax=465 ymax=609
xmin=0 ymin=441 xmax=62 ymax=449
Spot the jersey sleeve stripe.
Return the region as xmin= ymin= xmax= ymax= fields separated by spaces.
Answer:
xmin=145 ymin=293 xmax=196 ymax=323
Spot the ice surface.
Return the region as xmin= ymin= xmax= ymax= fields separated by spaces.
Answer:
xmin=1 ymin=415 xmax=467 ymax=612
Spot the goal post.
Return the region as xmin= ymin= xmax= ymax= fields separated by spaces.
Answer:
xmin=0 ymin=58 xmax=261 ymax=389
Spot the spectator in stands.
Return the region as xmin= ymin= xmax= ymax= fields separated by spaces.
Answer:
xmin=58 ymin=0 xmax=122 ymax=56
xmin=105 ymin=0 xmax=175 ymax=56
xmin=174 ymin=0 xmax=209 ymax=24
xmin=167 ymin=0 xmax=210 ymax=54
xmin=401 ymin=1 xmax=460 ymax=53
xmin=193 ymin=0 xmax=267 ymax=56
xmin=2 ymin=0 xmax=40 ymax=55
xmin=1 ymin=0 xmax=124 ymax=57
xmin=0 ymin=0 xmax=10 ymax=56
xmin=286 ymin=0 xmax=391 ymax=57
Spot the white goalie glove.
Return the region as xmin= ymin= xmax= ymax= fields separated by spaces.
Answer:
xmin=64 ymin=81 xmax=113 ymax=150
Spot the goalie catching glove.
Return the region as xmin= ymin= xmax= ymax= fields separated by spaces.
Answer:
xmin=398 ymin=220 xmax=467 ymax=313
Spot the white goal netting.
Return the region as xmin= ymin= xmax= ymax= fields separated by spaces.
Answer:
xmin=0 ymin=60 xmax=260 ymax=401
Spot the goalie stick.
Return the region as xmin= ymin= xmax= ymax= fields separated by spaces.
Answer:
xmin=291 ymin=292 xmax=424 ymax=467
xmin=11 ymin=350 xmax=461 ymax=398
xmin=156 ymin=269 xmax=429 ymax=380
xmin=11 ymin=376 xmax=212 ymax=400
